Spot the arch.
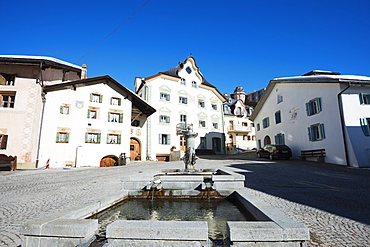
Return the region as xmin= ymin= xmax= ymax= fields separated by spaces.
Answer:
xmin=100 ymin=155 xmax=118 ymax=167
xmin=264 ymin=135 xmax=271 ymax=146
xmin=130 ymin=137 xmax=142 ymax=161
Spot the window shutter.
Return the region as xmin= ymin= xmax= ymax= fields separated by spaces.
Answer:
xmin=97 ymin=133 xmax=101 ymax=143
xmin=167 ymin=94 xmax=170 ymax=101
xmin=308 ymin=127 xmax=313 ymax=141
xmin=167 ymin=116 xmax=170 ymax=123
xmin=110 ymin=97 xmax=112 ymax=105
xmin=108 ymin=112 xmax=111 ymax=122
xmin=0 ymin=135 xmax=8 ymax=149
xmin=118 ymin=98 xmax=122 ymax=106
xmin=159 ymin=134 xmax=162 ymax=144
xmin=305 ymin=102 xmax=310 ymax=116
xmin=274 ymin=135 xmax=278 ymax=144
xmin=90 ymin=93 xmax=93 ymax=102
xmin=106 ymin=134 xmax=110 ymax=144
xmin=282 ymin=134 xmax=285 ymax=144
xmin=66 ymin=133 xmax=70 ymax=143
xmin=118 ymin=134 xmax=121 ymax=144
xmin=56 ymin=132 xmax=59 ymax=142
xmin=87 ymin=109 xmax=90 ymax=118
xmin=85 ymin=133 xmax=88 ymax=143
xmin=359 ymin=93 xmax=364 ymax=104
xmin=99 ymin=95 xmax=103 ymax=103
xmin=319 ymin=123 xmax=326 ymax=139
xmin=119 ymin=113 xmax=123 ymax=123
xmin=317 ymin=98 xmax=322 ymax=112
xmin=360 ymin=118 xmax=370 ymax=136
xmin=168 ymin=134 xmax=171 ymax=145
xmin=60 ymin=105 xmax=63 ymax=114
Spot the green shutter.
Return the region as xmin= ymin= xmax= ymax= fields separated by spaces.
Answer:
xmin=319 ymin=123 xmax=326 ymax=139
xmin=56 ymin=132 xmax=59 ymax=142
xmin=119 ymin=113 xmax=123 ymax=123
xmin=317 ymin=98 xmax=322 ymax=112
xmin=108 ymin=112 xmax=111 ymax=122
xmin=60 ymin=105 xmax=63 ymax=114
xmin=159 ymin=134 xmax=162 ymax=144
xmin=99 ymin=95 xmax=103 ymax=103
xmin=87 ymin=109 xmax=90 ymax=118
xmin=118 ymin=134 xmax=121 ymax=144
xmin=305 ymin=102 xmax=310 ymax=116
xmin=308 ymin=127 xmax=313 ymax=141
xmin=118 ymin=98 xmax=122 ymax=106
xmin=110 ymin=97 xmax=112 ymax=105
xmin=106 ymin=134 xmax=110 ymax=144
xmin=90 ymin=93 xmax=93 ymax=102
xmin=167 ymin=116 xmax=170 ymax=123
xmin=97 ymin=133 xmax=101 ymax=143
xmin=168 ymin=134 xmax=171 ymax=145
xmin=85 ymin=133 xmax=88 ymax=143
xmin=66 ymin=133 xmax=70 ymax=143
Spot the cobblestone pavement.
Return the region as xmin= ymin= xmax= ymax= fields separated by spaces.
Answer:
xmin=0 ymin=154 xmax=369 ymax=246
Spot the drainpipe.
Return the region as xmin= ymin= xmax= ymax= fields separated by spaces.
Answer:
xmin=35 ymin=62 xmax=45 ymax=168
xmin=337 ymin=82 xmax=351 ymax=166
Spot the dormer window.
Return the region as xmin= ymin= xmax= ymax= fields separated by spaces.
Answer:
xmin=186 ymin=67 xmax=192 ymax=74
xmin=192 ymin=81 xmax=197 ymax=88
xmin=180 ymin=78 xmax=186 ymax=85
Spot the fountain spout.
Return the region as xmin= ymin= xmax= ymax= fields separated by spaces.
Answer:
xmin=145 ymin=178 xmax=162 ymax=191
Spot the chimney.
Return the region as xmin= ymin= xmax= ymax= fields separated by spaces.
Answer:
xmin=81 ymin=64 xmax=87 ymax=79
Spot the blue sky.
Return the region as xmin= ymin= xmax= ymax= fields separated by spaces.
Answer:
xmin=2 ymin=0 xmax=369 ymax=95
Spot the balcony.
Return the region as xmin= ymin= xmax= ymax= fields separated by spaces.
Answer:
xmin=227 ymin=125 xmax=251 ymax=133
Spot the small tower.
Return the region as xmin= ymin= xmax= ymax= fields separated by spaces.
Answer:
xmin=231 ymin=86 xmax=246 ymax=103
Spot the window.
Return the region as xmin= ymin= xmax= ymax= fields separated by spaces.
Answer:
xmin=131 ymin=120 xmax=140 ymax=127
xmin=0 ymin=93 xmax=15 ymax=108
xmin=275 ymin=133 xmax=285 ymax=145
xmin=277 ymin=94 xmax=283 ymax=104
xmin=0 ymin=135 xmax=8 ymax=149
xmin=160 ymin=93 xmax=170 ymax=101
xmin=179 ymin=97 xmax=188 ymax=104
xmin=192 ymin=81 xmax=197 ymax=88
xmin=262 ymin=117 xmax=270 ymax=128
xmin=360 ymin=118 xmax=370 ymax=136
xmin=180 ymin=78 xmax=186 ymax=85
xmin=243 ymin=135 xmax=248 ymax=141
xmin=90 ymin=93 xmax=102 ymax=103
xmin=88 ymin=109 xmax=97 ymax=119
xmin=109 ymin=112 xmax=123 ymax=123
xmin=56 ymin=132 xmax=69 ymax=143
xmin=242 ymin=122 xmax=248 ymax=127
xmin=159 ymin=134 xmax=171 ymax=145
xmin=111 ymin=97 xmax=121 ymax=106
xmin=60 ymin=105 xmax=70 ymax=114
xmin=236 ymin=107 xmax=243 ymax=116
xmin=200 ymin=137 xmax=206 ymax=149
xmin=256 ymin=123 xmax=260 ymax=131
xmin=198 ymin=100 xmax=205 ymax=108
xmin=159 ymin=115 xmax=170 ymax=123
xmin=306 ymin=97 xmax=322 ymax=116
xmin=186 ymin=67 xmax=192 ymax=74
xmin=252 ymin=135 xmax=256 ymax=141
xmin=212 ymin=122 xmax=218 ymax=129
xmin=86 ymin=133 xmax=101 ymax=143
xmin=0 ymin=74 xmax=15 ymax=86
xmin=359 ymin=93 xmax=370 ymax=105
xmin=199 ymin=120 xmax=206 ymax=128
xmin=107 ymin=134 xmax=121 ymax=144
xmin=308 ymin=123 xmax=325 ymax=141
xmin=275 ymin=111 xmax=281 ymax=124
xmin=212 ymin=104 xmax=217 ymax=110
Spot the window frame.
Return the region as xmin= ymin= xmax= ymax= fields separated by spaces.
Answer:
xmin=275 ymin=133 xmax=285 ymax=145
xmin=179 ymin=96 xmax=188 ymax=104
xmin=159 ymin=115 xmax=171 ymax=124
xmin=108 ymin=112 xmax=123 ymax=123
xmin=306 ymin=97 xmax=322 ymax=116
xmin=262 ymin=117 xmax=270 ymax=128
xmin=0 ymin=92 xmax=16 ymax=108
xmin=56 ymin=132 xmax=69 ymax=143
xmin=360 ymin=118 xmax=370 ymax=136
xmin=192 ymin=81 xmax=197 ymax=88
xmin=90 ymin=93 xmax=103 ymax=103
xmin=159 ymin=134 xmax=171 ymax=145
xmin=85 ymin=132 xmax=101 ymax=144
xmin=107 ymin=134 xmax=121 ymax=144
xmin=359 ymin=93 xmax=370 ymax=105
xmin=198 ymin=100 xmax=205 ymax=108
xmin=160 ymin=92 xmax=170 ymax=101
xmin=275 ymin=110 xmax=281 ymax=124
xmin=110 ymin=97 xmax=122 ymax=106
xmin=0 ymin=74 xmax=15 ymax=86
xmin=308 ymin=123 xmax=326 ymax=141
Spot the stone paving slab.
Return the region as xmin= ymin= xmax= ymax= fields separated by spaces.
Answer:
xmin=0 ymin=155 xmax=369 ymax=246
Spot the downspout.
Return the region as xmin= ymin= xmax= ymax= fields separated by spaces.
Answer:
xmin=35 ymin=62 xmax=45 ymax=168
xmin=144 ymin=84 xmax=150 ymax=160
xmin=337 ymin=82 xmax=351 ymax=166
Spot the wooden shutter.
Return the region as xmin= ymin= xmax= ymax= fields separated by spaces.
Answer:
xmin=118 ymin=98 xmax=122 ymax=106
xmin=319 ymin=123 xmax=326 ymax=139
xmin=56 ymin=132 xmax=59 ymax=142
xmin=108 ymin=112 xmax=111 ymax=122
xmin=60 ymin=105 xmax=64 ymax=114
xmin=66 ymin=133 xmax=70 ymax=143
xmin=90 ymin=93 xmax=93 ymax=102
xmin=308 ymin=126 xmax=313 ymax=141
xmin=97 ymin=133 xmax=101 ymax=143
xmin=159 ymin=134 xmax=162 ymax=144
xmin=85 ymin=133 xmax=89 ymax=143
xmin=0 ymin=135 xmax=8 ymax=149
xmin=99 ymin=95 xmax=103 ymax=103
xmin=119 ymin=113 xmax=123 ymax=123
xmin=118 ymin=134 xmax=121 ymax=144
xmin=87 ymin=109 xmax=90 ymax=118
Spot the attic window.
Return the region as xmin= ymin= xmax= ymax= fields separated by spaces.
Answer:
xmin=186 ymin=67 xmax=192 ymax=74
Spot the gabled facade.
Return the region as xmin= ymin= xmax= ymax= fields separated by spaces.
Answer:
xmin=40 ymin=76 xmax=155 ymax=168
xmin=0 ymin=55 xmax=86 ymax=168
xmin=250 ymin=70 xmax=370 ymax=167
xmin=134 ymin=57 xmax=226 ymax=161
xmin=223 ymin=93 xmax=256 ymax=153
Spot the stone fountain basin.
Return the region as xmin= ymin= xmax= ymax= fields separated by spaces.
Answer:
xmin=20 ymin=169 xmax=309 ymax=247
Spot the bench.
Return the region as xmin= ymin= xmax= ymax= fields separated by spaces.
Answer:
xmin=0 ymin=154 xmax=17 ymax=171
xmin=300 ymin=149 xmax=326 ymax=163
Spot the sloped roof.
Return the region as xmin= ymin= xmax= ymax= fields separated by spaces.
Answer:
xmin=44 ymin=75 xmax=156 ymax=117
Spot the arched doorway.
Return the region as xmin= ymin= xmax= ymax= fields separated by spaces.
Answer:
xmin=264 ymin=135 xmax=271 ymax=146
xmin=130 ymin=138 xmax=141 ymax=160
xmin=100 ymin=155 xmax=118 ymax=167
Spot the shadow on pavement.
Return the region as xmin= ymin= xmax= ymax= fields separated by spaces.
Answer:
xmin=199 ymin=153 xmax=370 ymax=225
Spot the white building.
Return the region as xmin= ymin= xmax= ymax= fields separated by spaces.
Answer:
xmin=0 ymin=55 xmax=85 ymax=168
xmin=223 ymin=90 xmax=256 ymax=153
xmin=250 ymin=70 xmax=370 ymax=167
xmin=134 ymin=57 xmax=226 ymax=161
xmin=40 ymin=75 xmax=155 ymax=168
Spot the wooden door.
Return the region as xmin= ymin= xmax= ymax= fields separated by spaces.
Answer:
xmin=180 ymin=136 xmax=186 ymax=151
xmin=130 ymin=138 xmax=141 ymax=160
